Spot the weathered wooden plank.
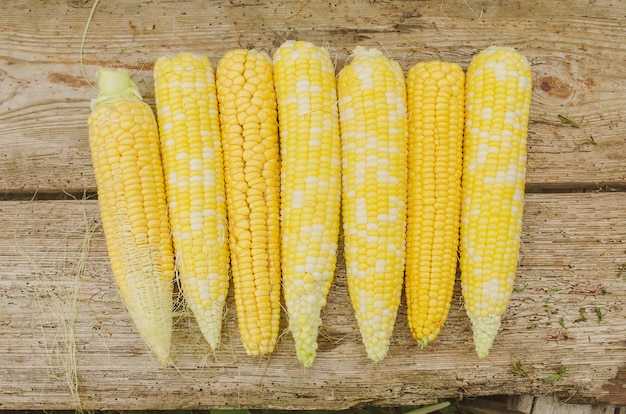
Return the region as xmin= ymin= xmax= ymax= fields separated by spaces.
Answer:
xmin=0 ymin=0 xmax=625 ymax=193
xmin=461 ymin=395 xmax=617 ymax=414
xmin=1 ymin=192 xmax=625 ymax=409
xmin=530 ymin=395 xmax=616 ymax=414
xmin=510 ymin=395 xmax=618 ymax=414
xmin=508 ymin=395 xmax=535 ymax=414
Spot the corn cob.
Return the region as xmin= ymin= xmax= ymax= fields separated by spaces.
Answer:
xmin=273 ymin=40 xmax=342 ymax=367
xmin=216 ymin=49 xmax=281 ymax=356
xmin=87 ymin=68 xmax=174 ymax=366
xmin=337 ymin=47 xmax=408 ymax=362
xmin=405 ymin=61 xmax=465 ymax=347
xmin=153 ymin=52 xmax=229 ymax=350
xmin=460 ymin=46 xmax=532 ymax=358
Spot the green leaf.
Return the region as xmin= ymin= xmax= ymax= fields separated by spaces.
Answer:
xmin=558 ymin=114 xmax=579 ymax=128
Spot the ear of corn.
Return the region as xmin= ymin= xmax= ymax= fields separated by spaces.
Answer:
xmin=216 ymin=49 xmax=281 ymax=356
xmin=273 ymin=40 xmax=342 ymax=367
xmin=405 ymin=61 xmax=465 ymax=347
xmin=460 ymin=46 xmax=532 ymax=358
xmin=337 ymin=47 xmax=408 ymax=362
xmin=153 ymin=52 xmax=230 ymax=350
xmin=88 ymin=68 xmax=174 ymax=366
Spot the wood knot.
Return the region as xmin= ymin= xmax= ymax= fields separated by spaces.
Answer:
xmin=533 ymin=57 xmax=579 ymax=104
xmin=539 ymin=75 xmax=574 ymax=100
xmin=48 ymin=72 xmax=91 ymax=89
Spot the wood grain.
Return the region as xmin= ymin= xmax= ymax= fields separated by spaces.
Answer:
xmin=1 ymin=193 xmax=625 ymax=409
xmin=0 ymin=0 xmax=625 ymax=192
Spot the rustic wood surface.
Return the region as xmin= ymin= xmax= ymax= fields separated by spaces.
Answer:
xmin=0 ymin=0 xmax=625 ymax=410
xmin=461 ymin=394 xmax=618 ymax=414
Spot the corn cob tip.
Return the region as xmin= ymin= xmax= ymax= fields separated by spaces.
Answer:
xmin=350 ymin=45 xmax=385 ymax=60
xmin=148 ymin=341 xmax=172 ymax=367
xmin=129 ymin=302 xmax=173 ymax=367
xmin=155 ymin=51 xmax=210 ymax=63
xmin=364 ymin=340 xmax=390 ymax=363
xmin=290 ymin=319 xmax=320 ymax=367
xmin=483 ymin=45 xmax=517 ymax=52
xmin=482 ymin=45 xmax=522 ymax=53
xmin=289 ymin=312 xmax=323 ymax=367
xmin=198 ymin=323 xmax=222 ymax=351
xmin=91 ymin=68 xmax=142 ymax=110
xmin=472 ymin=46 xmax=530 ymax=69
xmin=221 ymin=48 xmax=272 ymax=62
xmin=416 ymin=337 xmax=431 ymax=349
xmin=275 ymin=39 xmax=314 ymax=52
xmin=468 ymin=314 xmax=502 ymax=358
xmin=297 ymin=348 xmax=316 ymax=368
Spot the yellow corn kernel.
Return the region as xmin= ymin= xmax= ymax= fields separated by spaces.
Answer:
xmin=216 ymin=49 xmax=281 ymax=356
xmin=405 ymin=61 xmax=465 ymax=347
xmin=273 ymin=40 xmax=342 ymax=367
xmin=460 ymin=46 xmax=532 ymax=358
xmin=88 ymin=68 xmax=174 ymax=366
xmin=337 ymin=47 xmax=408 ymax=362
xmin=153 ymin=52 xmax=229 ymax=350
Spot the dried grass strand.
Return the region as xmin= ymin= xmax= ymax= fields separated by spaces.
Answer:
xmin=18 ymin=203 xmax=98 ymax=413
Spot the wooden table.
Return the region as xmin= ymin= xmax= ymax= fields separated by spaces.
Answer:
xmin=1 ymin=0 xmax=625 ymax=410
